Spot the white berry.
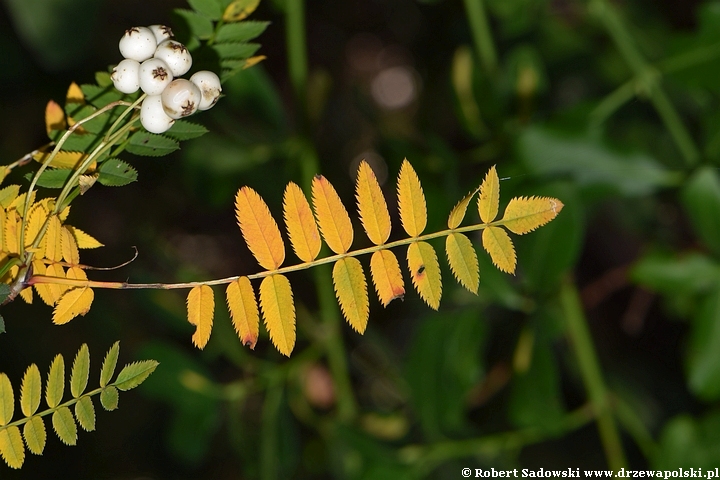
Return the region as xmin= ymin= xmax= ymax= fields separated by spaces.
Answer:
xmin=119 ymin=27 xmax=157 ymax=62
xmin=148 ymin=24 xmax=173 ymax=44
xmin=154 ymin=40 xmax=193 ymax=77
xmin=111 ymin=59 xmax=140 ymax=94
xmin=140 ymin=95 xmax=175 ymax=134
xmin=161 ymin=79 xmax=201 ymax=119
xmin=189 ymin=71 xmax=222 ymax=110
xmin=139 ymin=58 xmax=173 ymax=95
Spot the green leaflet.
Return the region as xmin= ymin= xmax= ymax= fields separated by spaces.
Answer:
xmin=0 ymin=374 xmax=14 ymax=426
xmin=213 ymin=42 xmax=261 ymax=59
xmin=22 ymin=416 xmax=46 ymax=455
xmin=188 ymin=0 xmax=223 ymax=19
xmin=51 ymin=407 xmax=77 ymax=445
xmin=20 ymin=364 xmax=41 ymax=417
xmin=100 ymin=386 xmax=119 ymax=411
xmin=45 ymin=355 xmax=64 ymax=409
xmin=70 ymin=344 xmax=90 ymax=398
xmin=682 ymin=166 xmax=720 ymax=258
xmin=100 ymin=342 xmax=119 ymax=388
xmin=164 ymin=120 xmax=209 ymax=141
xmin=0 ymin=426 xmax=24 ymax=468
xmin=215 ymin=21 xmax=269 ymax=43
xmin=126 ymin=131 xmax=180 ymax=157
xmin=0 ymin=185 xmax=20 ymax=208
xmin=97 ymin=159 xmax=138 ymax=187
xmin=80 ymin=83 xmax=123 ymax=109
xmin=49 ymin=128 xmax=102 ymax=153
xmin=114 ymin=361 xmax=160 ymax=391
xmin=173 ymin=9 xmax=214 ymax=39
xmin=27 ymin=168 xmax=75 ymax=189
xmin=74 ymin=397 xmax=96 ymax=432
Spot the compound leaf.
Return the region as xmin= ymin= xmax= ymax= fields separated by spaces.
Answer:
xmin=370 ymin=250 xmax=405 ymax=307
xmin=397 ymin=159 xmax=427 ymax=237
xmin=23 ymin=416 xmax=45 ymax=455
xmin=235 ymin=186 xmax=285 ymax=270
xmin=0 ymin=426 xmax=24 ymax=468
xmin=114 ymin=360 xmax=159 ymax=391
xmin=20 ymin=364 xmax=42 ymax=417
xmin=226 ymin=277 xmax=260 ymax=349
xmin=0 ymin=373 xmax=14 ymax=426
xmin=283 ymin=182 xmax=321 ymax=262
xmin=45 ymin=355 xmax=64 ymax=409
xmin=100 ymin=342 xmax=119 ymax=388
xmin=356 ymin=160 xmax=391 ymax=245
xmin=312 ymin=175 xmax=353 ymax=254
xmin=259 ymin=274 xmax=295 ymax=356
xmin=407 ymin=241 xmax=442 ymax=310
xmin=74 ymin=396 xmax=95 ymax=432
xmin=478 ymin=165 xmax=500 ymax=223
xmin=70 ymin=344 xmax=90 ymax=398
xmin=186 ymin=285 xmax=215 ymax=349
xmin=332 ymin=257 xmax=370 ymax=333
xmin=501 ymin=196 xmax=564 ymax=235
xmin=52 ymin=287 xmax=94 ymax=325
xmin=483 ymin=226 xmax=516 ymax=274
xmin=446 ymin=232 xmax=479 ymax=293
xmin=51 ymin=407 xmax=77 ymax=445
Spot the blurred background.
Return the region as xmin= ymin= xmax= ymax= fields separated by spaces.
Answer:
xmin=1 ymin=0 xmax=720 ymax=476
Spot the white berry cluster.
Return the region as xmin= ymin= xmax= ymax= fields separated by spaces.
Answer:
xmin=110 ymin=25 xmax=222 ymax=134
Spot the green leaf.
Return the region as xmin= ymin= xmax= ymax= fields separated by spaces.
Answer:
xmin=213 ymin=42 xmax=261 ymax=59
xmin=114 ymin=360 xmax=159 ymax=391
xmin=74 ymin=396 xmax=95 ymax=432
xmin=51 ymin=407 xmax=77 ymax=445
xmin=682 ymin=166 xmax=720 ymax=257
xmin=25 ymin=168 xmax=75 ymax=189
xmin=654 ymin=412 xmax=720 ymax=469
xmin=100 ymin=386 xmax=118 ymax=411
xmin=126 ymin=131 xmax=180 ymax=157
xmin=215 ymin=21 xmax=270 ymax=43
xmin=20 ymin=364 xmax=41 ymax=417
xmin=173 ymin=9 xmax=214 ymax=39
xmin=164 ymin=120 xmax=209 ymax=141
xmin=188 ymin=0 xmax=223 ymax=19
xmin=632 ymin=251 xmax=720 ymax=296
xmin=0 ymin=426 xmax=24 ymax=468
xmin=49 ymin=129 xmax=102 ymax=153
xmin=687 ymin=285 xmax=720 ymax=400
xmin=80 ymin=83 xmax=124 ymax=109
xmin=0 ymin=374 xmax=14 ymax=426
xmin=95 ymin=71 xmax=113 ymax=87
xmin=100 ymin=342 xmax=119 ymax=388
xmin=97 ymin=158 xmax=138 ymax=187
xmin=22 ymin=416 xmax=46 ymax=455
xmin=45 ymin=354 xmax=65 ymax=409
xmin=70 ymin=344 xmax=89 ymax=398
xmin=0 ymin=284 xmax=10 ymax=304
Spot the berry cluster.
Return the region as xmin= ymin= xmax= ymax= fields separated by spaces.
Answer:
xmin=110 ymin=25 xmax=222 ymax=134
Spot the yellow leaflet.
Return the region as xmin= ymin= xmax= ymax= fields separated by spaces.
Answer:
xmin=44 ymin=216 xmax=62 ymax=262
xmin=20 ymin=364 xmax=41 ymax=417
xmin=445 ymin=232 xmax=479 ymax=293
xmin=31 ymin=151 xmax=95 ymax=171
xmin=45 ymin=100 xmax=66 ymax=135
xmin=501 ymin=196 xmax=564 ymax=235
xmin=8 ymin=191 xmax=35 ymax=216
xmin=19 ymin=288 xmax=33 ymax=304
xmin=0 ymin=426 xmax=24 ymax=469
xmin=407 ymin=241 xmax=442 ymax=310
xmin=259 ymin=274 xmax=295 ymax=356
xmin=66 ymin=226 xmax=103 ymax=249
xmin=0 ymin=373 xmax=13 ymax=426
xmin=66 ymin=266 xmax=87 ymax=281
xmin=223 ymin=0 xmax=260 ymax=21
xmin=32 ymin=260 xmax=55 ymax=306
xmin=45 ymin=264 xmax=66 ymax=302
xmin=0 ymin=186 xmax=19 ymax=209
xmin=66 ymin=82 xmax=84 ymax=104
xmin=23 ymin=416 xmax=46 ymax=455
xmin=482 ymin=226 xmax=516 ymax=274
xmin=24 ymin=202 xmax=47 ymax=250
xmin=58 ymin=205 xmax=70 ymax=223
xmin=448 ymin=187 xmax=480 ymax=229
xmin=4 ymin=214 xmax=18 ymax=254
xmin=186 ymin=285 xmax=214 ymax=349
xmin=226 ymin=277 xmax=260 ymax=349
xmin=0 ymin=208 xmax=5 ymax=253
xmin=312 ymin=175 xmax=353 ymax=254
xmin=397 ymin=159 xmax=427 ymax=237
xmin=283 ymin=182 xmax=321 ymax=263
xmin=61 ymin=226 xmax=80 ymax=265
xmin=52 ymin=287 xmax=94 ymax=324
xmin=235 ymin=186 xmax=285 ymax=271
xmin=356 ymin=160 xmax=391 ymax=245
xmin=243 ymin=56 xmax=266 ymax=69
xmin=332 ymin=257 xmax=370 ymax=333
xmin=370 ymin=250 xmax=405 ymax=307
xmin=478 ymin=165 xmax=500 ymax=223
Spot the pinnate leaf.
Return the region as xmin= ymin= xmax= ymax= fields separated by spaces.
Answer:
xmin=332 ymin=257 xmax=370 ymax=333
xmin=478 ymin=165 xmax=500 ymax=223
xmin=126 ymin=131 xmax=179 ymax=157
xmin=397 ymin=159 xmax=427 ymax=237
xmin=100 ymin=342 xmax=119 ymax=388
xmin=52 ymin=407 xmax=77 ymax=445
xmin=114 ymin=360 xmax=159 ymax=391
xmin=100 ymin=386 xmax=118 ymax=411
xmin=482 ymin=226 xmax=516 ymax=274
xmin=0 ymin=374 xmax=14 ymax=426
xmin=407 ymin=241 xmax=442 ymax=310
xmin=448 ymin=187 xmax=480 ymax=229
xmin=97 ymin=159 xmax=137 ymax=187
xmin=70 ymin=344 xmax=90 ymax=398
xmin=283 ymin=182 xmax=321 ymax=262
xmin=370 ymin=250 xmax=405 ymax=307
xmin=445 ymin=232 xmax=479 ymax=293
xmin=0 ymin=426 xmax=24 ymax=468
xmin=23 ymin=416 xmax=46 ymax=455
xmin=260 ymin=274 xmax=295 ymax=356
xmin=20 ymin=364 xmax=41 ymax=417
xmin=74 ymin=396 xmax=95 ymax=432
xmin=45 ymin=355 xmax=64 ymax=409
xmin=226 ymin=277 xmax=260 ymax=349
xmin=187 ymin=285 xmax=215 ymax=349
xmin=53 ymin=287 xmax=94 ymax=325
xmin=235 ymin=187 xmax=285 ymax=270
xmin=356 ymin=160 xmax=391 ymax=245
xmin=501 ymin=196 xmax=564 ymax=234
xmin=312 ymin=175 xmax=353 ymax=254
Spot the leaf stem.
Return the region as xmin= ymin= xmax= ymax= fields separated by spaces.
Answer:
xmin=462 ymin=0 xmax=498 ymax=75
xmin=560 ymin=278 xmax=627 ymax=470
